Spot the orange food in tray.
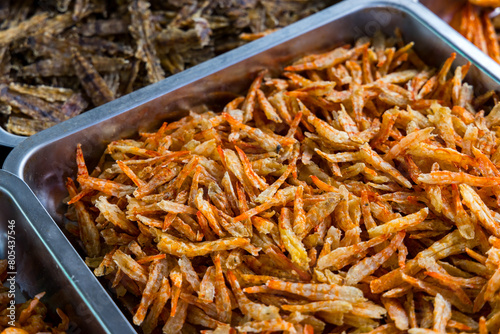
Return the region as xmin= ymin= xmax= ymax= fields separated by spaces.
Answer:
xmin=65 ymin=30 xmax=500 ymax=333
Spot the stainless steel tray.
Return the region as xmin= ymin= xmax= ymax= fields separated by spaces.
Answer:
xmin=4 ymin=0 xmax=500 ymax=332
xmin=0 ymin=129 xmax=24 ymax=148
xmin=0 ymin=170 xmax=135 ymax=333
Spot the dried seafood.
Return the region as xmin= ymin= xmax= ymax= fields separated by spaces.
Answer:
xmin=0 ymin=0 xmax=338 ymax=136
xmin=65 ymin=30 xmax=500 ymax=333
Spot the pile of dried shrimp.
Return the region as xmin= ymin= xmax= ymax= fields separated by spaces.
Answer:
xmin=66 ymin=30 xmax=500 ymax=334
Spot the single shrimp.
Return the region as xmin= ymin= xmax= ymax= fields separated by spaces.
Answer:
xmin=226 ymin=270 xmax=280 ymax=321
xmin=66 ymin=178 xmax=101 ymax=257
xmin=256 ymin=88 xmax=282 ymax=123
xmin=112 ymin=249 xmax=148 ymax=285
xmin=77 ymin=174 xmax=135 ymax=197
xmin=265 ymin=280 xmax=364 ymax=303
xmin=133 ymin=259 xmax=166 ymax=326
xmin=242 ymin=70 xmax=266 ymax=123
xmin=213 ymin=254 xmax=232 ymax=323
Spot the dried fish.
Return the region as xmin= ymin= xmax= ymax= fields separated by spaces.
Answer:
xmin=6 ymin=116 xmax=57 ymax=136
xmin=25 ymin=33 xmax=133 ymax=58
xmin=129 ymin=0 xmax=165 ymax=84
xmin=8 ymin=83 xmax=74 ymax=102
xmin=156 ymin=18 xmax=211 ymax=54
xmin=61 ymin=93 xmax=88 ymax=118
xmin=0 ymin=84 xmax=68 ymax=122
xmin=0 ymin=0 xmax=339 ymax=136
xmin=78 ymin=18 xmax=130 ymax=37
xmin=71 ymin=48 xmax=114 ymax=107
xmin=41 ymin=12 xmax=80 ymax=36
xmin=20 ymin=56 xmax=130 ymax=77
xmin=0 ymin=12 xmax=50 ymax=47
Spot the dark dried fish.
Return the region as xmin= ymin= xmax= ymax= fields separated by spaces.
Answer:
xmin=0 ymin=103 xmax=11 ymax=115
xmin=24 ymin=34 xmax=67 ymax=58
xmin=129 ymin=0 xmax=165 ymax=84
xmin=0 ymin=48 xmax=10 ymax=83
xmin=71 ymin=48 xmax=114 ymax=107
xmin=123 ymin=58 xmax=141 ymax=95
xmin=0 ymin=0 xmax=338 ymax=136
xmin=104 ymin=72 xmax=121 ymax=97
xmin=207 ymin=15 xmax=230 ymax=30
xmin=10 ymin=4 xmax=32 ymax=27
xmin=8 ymin=83 xmax=74 ymax=102
xmin=0 ymin=84 xmax=68 ymax=122
xmin=156 ymin=17 xmax=211 ymax=54
xmin=47 ymin=1 xmax=106 ymax=34
xmin=247 ymin=6 xmax=267 ymax=33
xmin=20 ymin=56 xmax=129 ymax=77
xmin=38 ymin=12 xmax=76 ymax=38
xmin=6 ymin=116 xmax=57 ymax=136
xmin=26 ymin=33 xmax=133 ymax=58
xmin=73 ymin=0 xmax=89 ymax=21
xmin=70 ymin=34 xmax=134 ymax=56
xmin=78 ymin=18 xmax=130 ymax=37
xmin=160 ymin=50 xmax=185 ymax=74
xmin=0 ymin=7 xmax=96 ymax=47
xmin=0 ymin=12 xmax=50 ymax=47
xmin=19 ymin=58 xmax=76 ymax=77
xmin=61 ymin=93 xmax=88 ymax=118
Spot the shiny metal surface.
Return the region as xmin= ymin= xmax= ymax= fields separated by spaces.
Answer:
xmin=0 ymin=128 xmax=24 ymax=148
xmin=3 ymin=0 xmax=500 ymax=332
xmin=0 ymin=170 xmax=135 ymax=333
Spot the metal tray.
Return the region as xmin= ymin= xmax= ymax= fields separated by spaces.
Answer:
xmin=0 ymin=170 xmax=135 ymax=333
xmin=0 ymin=129 xmax=24 ymax=149
xmin=3 ymin=0 xmax=500 ymax=332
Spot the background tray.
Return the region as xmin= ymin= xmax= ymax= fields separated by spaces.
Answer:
xmin=0 ymin=169 xmax=135 ymax=333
